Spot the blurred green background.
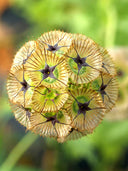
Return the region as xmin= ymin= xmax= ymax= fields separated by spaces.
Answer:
xmin=0 ymin=0 xmax=128 ymax=170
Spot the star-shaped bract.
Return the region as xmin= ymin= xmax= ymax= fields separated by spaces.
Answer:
xmin=25 ymin=48 xmax=68 ymax=89
xmin=72 ymin=48 xmax=95 ymax=75
xmin=99 ymin=75 xmax=110 ymax=103
xmin=30 ymin=110 xmax=71 ymax=138
xmin=66 ymin=88 xmax=105 ymax=132
xmin=65 ymin=35 xmax=102 ymax=84
xmin=39 ymin=63 xmax=56 ymax=81
xmin=37 ymin=30 xmax=72 ymax=54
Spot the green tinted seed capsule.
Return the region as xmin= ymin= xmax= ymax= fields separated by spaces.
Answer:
xmin=65 ymin=88 xmax=105 ymax=132
xmin=65 ymin=34 xmax=102 ymax=84
xmin=32 ymin=86 xmax=68 ymax=113
xmin=25 ymin=48 xmax=68 ymax=89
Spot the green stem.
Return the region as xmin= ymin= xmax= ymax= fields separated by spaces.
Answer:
xmin=97 ymin=0 xmax=118 ymax=47
xmin=0 ymin=132 xmax=38 ymax=171
xmin=105 ymin=6 xmax=117 ymax=47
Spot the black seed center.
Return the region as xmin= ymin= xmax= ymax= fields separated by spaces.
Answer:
xmin=74 ymin=55 xmax=84 ymax=65
xmin=21 ymin=80 xmax=28 ymax=89
xmin=100 ymin=84 xmax=107 ymax=92
xmin=26 ymin=110 xmax=31 ymax=118
xmin=69 ymin=128 xmax=74 ymax=133
xmin=78 ymin=102 xmax=91 ymax=114
xmin=48 ymin=45 xmax=57 ymax=51
xmin=45 ymin=69 xmax=50 ymax=75
xmin=46 ymin=116 xmax=59 ymax=126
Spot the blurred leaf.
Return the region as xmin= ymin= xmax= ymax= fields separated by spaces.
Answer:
xmin=13 ymin=165 xmax=42 ymax=171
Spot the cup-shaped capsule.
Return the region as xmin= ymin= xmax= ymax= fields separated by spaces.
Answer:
xmin=37 ymin=30 xmax=72 ymax=55
xmin=65 ymin=88 xmax=105 ymax=132
xmin=29 ymin=110 xmax=71 ymax=138
xmin=65 ymin=35 xmax=102 ymax=84
xmin=91 ymin=73 xmax=118 ymax=112
xmin=7 ymin=65 xmax=34 ymax=107
xmin=32 ymin=86 xmax=68 ymax=113
xmin=25 ymin=48 xmax=68 ymax=89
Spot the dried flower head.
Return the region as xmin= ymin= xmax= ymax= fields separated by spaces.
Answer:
xmin=7 ymin=30 xmax=118 ymax=142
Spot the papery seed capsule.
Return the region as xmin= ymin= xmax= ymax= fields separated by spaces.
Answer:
xmin=10 ymin=103 xmax=32 ymax=129
xmin=91 ymin=73 xmax=118 ymax=112
xmin=25 ymin=48 xmax=68 ymax=89
xmin=32 ymin=86 xmax=68 ymax=113
xmin=12 ymin=41 xmax=36 ymax=67
xmin=99 ymin=47 xmax=116 ymax=75
xmin=29 ymin=110 xmax=71 ymax=138
xmin=7 ymin=65 xmax=34 ymax=107
xmin=57 ymin=128 xmax=92 ymax=143
xmin=37 ymin=30 xmax=72 ymax=55
xmin=65 ymin=88 xmax=105 ymax=132
xmin=65 ymin=34 xmax=102 ymax=84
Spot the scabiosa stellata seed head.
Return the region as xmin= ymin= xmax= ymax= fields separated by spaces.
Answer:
xmin=7 ymin=30 xmax=118 ymax=142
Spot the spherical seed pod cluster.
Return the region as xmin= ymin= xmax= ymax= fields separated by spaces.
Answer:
xmin=7 ymin=30 xmax=118 ymax=143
